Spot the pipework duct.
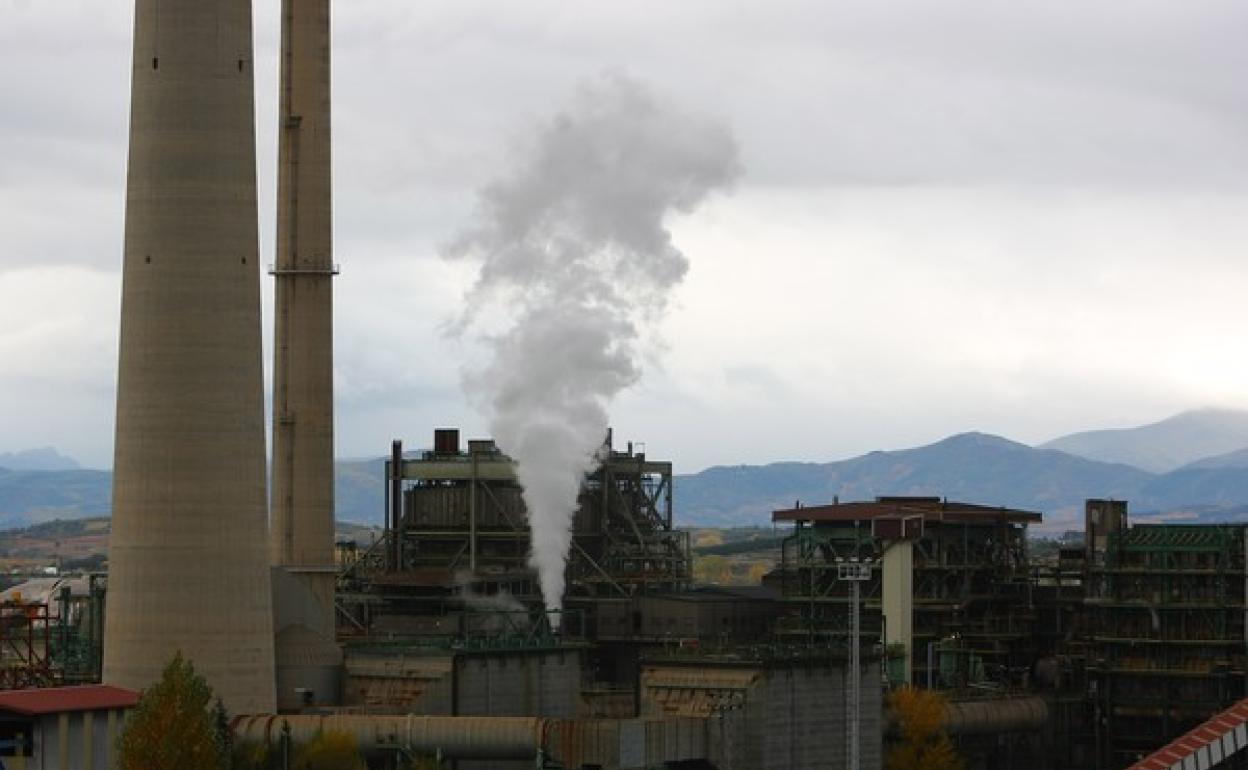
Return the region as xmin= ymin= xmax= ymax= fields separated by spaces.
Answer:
xmin=885 ymin=696 xmax=1049 ymax=737
xmin=943 ymin=697 xmax=1049 ymax=735
xmin=232 ymin=715 xmax=549 ymax=760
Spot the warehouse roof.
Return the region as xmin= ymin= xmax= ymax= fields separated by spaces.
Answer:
xmin=1126 ymin=696 xmax=1248 ymax=770
xmin=0 ymin=685 xmax=139 ymax=716
xmin=773 ymin=496 xmax=1042 ymax=525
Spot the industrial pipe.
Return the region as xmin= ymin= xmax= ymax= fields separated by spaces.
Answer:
xmin=885 ymin=695 xmax=1049 ymax=737
xmin=232 ymin=715 xmax=548 ymax=760
xmin=942 ymin=697 xmax=1049 ymax=735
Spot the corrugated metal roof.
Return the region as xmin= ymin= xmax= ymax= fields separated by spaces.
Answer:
xmin=773 ymin=497 xmax=1042 ymax=525
xmin=0 ymin=685 xmax=139 ymax=716
xmin=1126 ymin=697 xmax=1248 ymax=770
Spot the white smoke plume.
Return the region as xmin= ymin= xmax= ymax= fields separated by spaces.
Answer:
xmin=448 ymin=75 xmax=740 ymax=617
xmin=453 ymin=571 xmax=529 ymax=635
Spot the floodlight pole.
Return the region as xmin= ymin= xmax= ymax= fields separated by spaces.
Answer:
xmin=838 ymin=559 xmax=872 ymax=770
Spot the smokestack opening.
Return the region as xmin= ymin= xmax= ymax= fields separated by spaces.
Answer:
xmin=434 ymin=428 xmax=460 ymax=455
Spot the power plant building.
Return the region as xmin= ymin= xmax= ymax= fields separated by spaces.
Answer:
xmin=81 ymin=0 xmax=1248 ymax=766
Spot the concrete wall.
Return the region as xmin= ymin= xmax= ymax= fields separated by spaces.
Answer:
xmin=7 ymin=708 xmax=129 ymax=770
xmin=456 ymin=649 xmax=580 ymax=718
xmin=640 ymin=658 xmax=882 ymax=770
xmin=343 ymin=647 xmax=580 ymax=719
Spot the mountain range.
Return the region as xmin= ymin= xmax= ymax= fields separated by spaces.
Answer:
xmin=1039 ymin=408 xmax=1248 ymax=473
xmin=0 ymin=447 xmax=80 ymax=472
xmin=3 ymin=409 xmax=1248 ymax=531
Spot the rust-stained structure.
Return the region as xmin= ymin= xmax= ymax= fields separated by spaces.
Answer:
xmin=105 ymin=0 xmax=275 ymax=714
xmin=0 ymin=578 xmax=105 ymax=689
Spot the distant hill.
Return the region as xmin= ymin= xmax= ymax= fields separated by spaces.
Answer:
xmin=1040 ymin=409 xmax=1248 ymax=473
xmin=0 ymin=447 xmax=80 ymax=472
xmin=336 ymin=457 xmax=385 ymax=524
xmin=0 ymin=468 xmax=111 ymax=529
xmin=1141 ymin=467 xmax=1248 ymax=510
xmin=4 ymin=412 xmax=1248 ymax=532
xmin=676 ymin=433 xmax=1153 ymax=528
xmin=0 ymin=459 xmax=385 ymax=528
xmin=1179 ymin=446 xmax=1248 ymax=471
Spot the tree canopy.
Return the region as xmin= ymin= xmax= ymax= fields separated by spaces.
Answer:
xmin=116 ymin=651 xmax=229 ymax=770
xmin=886 ymin=686 xmax=965 ymax=770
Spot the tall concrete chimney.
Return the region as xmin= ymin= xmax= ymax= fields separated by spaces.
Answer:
xmin=269 ymin=0 xmax=342 ymax=709
xmin=105 ymin=0 xmax=276 ymax=713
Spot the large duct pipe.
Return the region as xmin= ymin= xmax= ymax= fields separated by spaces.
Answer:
xmin=886 ymin=696 xmax=1049 ymax=737
xmin=232 ymin=715 xmax=548 ymax=760
xmin=943 ymin=697 xmax=1049 ymax=735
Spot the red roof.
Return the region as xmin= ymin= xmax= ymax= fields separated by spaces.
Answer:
xmin=1127 ymin=697 xmax=1248 ymax=770
xmin=0 ymin=685 xmax=139 ymax=716
xmin=773 ymin=496 xmax=1042 ymax=525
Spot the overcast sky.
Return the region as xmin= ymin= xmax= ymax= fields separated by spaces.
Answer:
xmin=2 ymin=1 xmax=1247 ymax=472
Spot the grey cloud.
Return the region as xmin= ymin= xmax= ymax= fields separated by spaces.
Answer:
xmin=3 ymin=1 xmax=1248 ymax=473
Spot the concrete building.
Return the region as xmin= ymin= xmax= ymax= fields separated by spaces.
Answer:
xmin=0 ymin=685 xmax=137 ymax=770
xmin=105 ymin=0 xmax=276 ymax=713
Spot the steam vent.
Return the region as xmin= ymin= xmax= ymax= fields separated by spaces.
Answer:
xmin=104 ymin=0 xmax=276 ymax=713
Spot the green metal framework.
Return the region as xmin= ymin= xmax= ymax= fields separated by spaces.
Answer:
xmin=776 ymin=510 xmax=1035 ymax=687
xmin=1086 ymin=523 xmax=1248 ymax=769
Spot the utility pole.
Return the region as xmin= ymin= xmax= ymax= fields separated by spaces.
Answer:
xmin=838 ymin=557 xmax=873 ymax=770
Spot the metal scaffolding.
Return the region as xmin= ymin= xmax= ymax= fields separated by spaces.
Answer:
xmin=337 ymin=430 xmax=690 ymax=637
xmin=1085 ymin=521 xmax=1248 ymax=769
xmin=773 ymin=497 xmax=1039 ymax=688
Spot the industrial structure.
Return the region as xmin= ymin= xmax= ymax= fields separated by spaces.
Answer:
xmin=104 ymin=0 xmax=276 ymax=714
xmin=1082 ymin=512 xmax=1248 ymax=768
xmin=269 ymin=0 xmax=343 ymax=712
xmin=0 ymin=578 xmax=104 ymax=689
xmin=773 ymin=497 xmax=1040 ymax=688
xmin=338 ymin=430 xmax=690 ymax=647
xmin=0 ymin=685 xmax=138 ymax=770
xmin=78 ymin=0 xmax=1248 ymax=766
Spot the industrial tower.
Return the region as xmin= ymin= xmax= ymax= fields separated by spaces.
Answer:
xmin=105 ymin=0 xmax=276 ymax=713
xmin=270 ymin=0 xmax=342 ymax=709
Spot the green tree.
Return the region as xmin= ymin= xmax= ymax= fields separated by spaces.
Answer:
xmin=886 ymin=686 xmax=965 ymax=770
xmin=116 ymin=651 xmax=228 ymax=770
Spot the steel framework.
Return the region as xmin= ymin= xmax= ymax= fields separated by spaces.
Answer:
xmin=337 ymin=431 xmax=690 ymax=636
xmin=1086 ymin=523 xmax=1248 ymax=769
xmin=774 ymin=498 xmax=1039 ymax=687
